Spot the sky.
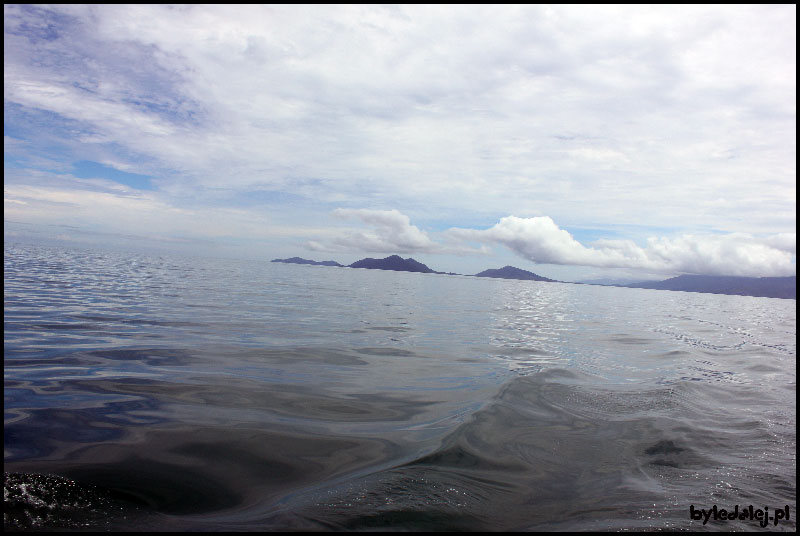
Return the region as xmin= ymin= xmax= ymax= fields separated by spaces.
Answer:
xmin=4 ymin=4 xmax=796 ymax=282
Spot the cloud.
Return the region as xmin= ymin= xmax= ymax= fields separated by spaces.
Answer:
xmin=307 ymin=209 xmax=795 ymax=277
xmin=763 ymin=233 xmax=797 ymax=255
xmin=448 ymin=216 xmax=796 ymax=277
xmin=308 ymin=208 xmax=438 ymax=254
xmin=308 ymin=208 xmax=490 ymax=255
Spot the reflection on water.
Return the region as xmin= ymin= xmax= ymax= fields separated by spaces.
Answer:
xmin=4 ymin=243 xmax=796 ymax=531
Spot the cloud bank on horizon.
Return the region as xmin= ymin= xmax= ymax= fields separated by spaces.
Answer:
xmin=307 ymin=209 xmax=795 ymax=277
xmin=4 ymin=4 xmax=796 ymax=279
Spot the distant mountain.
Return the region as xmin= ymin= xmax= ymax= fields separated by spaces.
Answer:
xmin=348 ymin=255 xmax=435 ymax=273
xmin=271 ymin=257 xmax=794 ymax=299
xmin=474 ymin=266 xmax=557 ymax=282
xmin=271 ymin=257 xmax=343 ymax=267
xmin=625 ymin=274 xmax=796 ymax=300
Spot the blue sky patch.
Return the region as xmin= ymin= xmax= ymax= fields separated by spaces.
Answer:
xmin=72 ymin=160 xmax=155 ymax=191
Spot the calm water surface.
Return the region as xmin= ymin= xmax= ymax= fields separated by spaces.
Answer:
xmin=4 ymin=243 xmax=796 ymax=531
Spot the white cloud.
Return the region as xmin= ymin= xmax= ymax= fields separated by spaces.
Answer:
xmin=309 ymin=208 xmax=438 ymax=254
xmin=308 ymin=210 xmax=795 ymax=277
xmin=448 ymin=216 xmax=796 ymax=277
xmin=308 ymin=208 xmax=491 ymax=256
xmin=641 ymin=234 xmax=795 ymax=277
xmin=763 ymin=233 xmax=797 ymax=255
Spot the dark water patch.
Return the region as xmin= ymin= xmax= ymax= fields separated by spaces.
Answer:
xmin=119 ymin=318 xmax=205 ymax=328
xmin=656 ymin=349 xmax=692 ymax=358
xmin=609 ymin=333 xmax=656 ymax=345
xmin=496 ymin=345 xmax=551 ymax=357
xmin=354 ymin=347 xmax=419 ymax=357
xmin=411 ymin=445 xmax=526 ymax=473
xmin=31 ymin=322 xmax=102 ymax=331
xmin=645 ymin=439 xmax=685 ymax=455
xmin=64 ymin=460 xmax=243 ymax=515
xmin=642 ymin=439 xmax=704 ymax=469
xmin=337 ymin=509 xmax=486 ymax=531
xmin=4 ymin=399 xmax=160 ymax=460
xmin=4 ymin=356 xmax=99 ymax=368
xmin=83 ymin=347 xmax=198 ymax=366
xmin=60 ymin=375 xmax=440 ymax=423
xmin=4 ymin=472 xmax=145 ymax=531
xmin=6 ymin=423 xmax=405 ymax=519
xmin=296 ymin=466 xmax=511 ymax=531
xmin=230 ymin=347 xmax=370 ymax=366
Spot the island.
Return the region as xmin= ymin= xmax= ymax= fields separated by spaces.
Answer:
xmin=474 ymin=265 xmax=557 ymax=282
xmin=271 ymin=255 xmax=795 ymax=299
xmin=624 ymin=274 xmax=796 ymax=300
xmin=271 ymin=257 xmax=343 ymax=267
xmin=348 ymin=255 xmax=435 ymax=273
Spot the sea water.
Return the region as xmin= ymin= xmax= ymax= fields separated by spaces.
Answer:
xmin=4 ymin=242 xmax=796 ymax=531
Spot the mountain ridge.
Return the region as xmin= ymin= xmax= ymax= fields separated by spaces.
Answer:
xmin=348 ymin=254 xmax=435 ymax=273
xmin=271 ymin=255 xmax=795 ymax=299
xmin=474 ymin=265 xmax=557 ymax=282
xmin=271 ymin=257 xmax=343 ymax=267
xmin=623 ymin=274 xmax=796 ymax=299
